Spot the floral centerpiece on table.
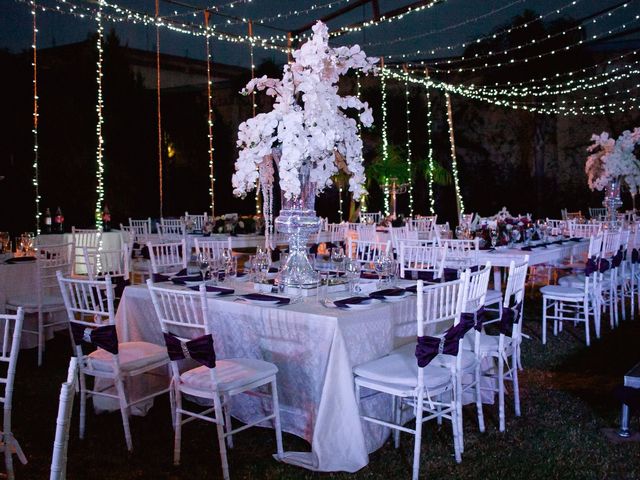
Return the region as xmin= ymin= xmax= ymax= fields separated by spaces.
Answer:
xmin=208 ymin=214 xmax=263 ymax=235
xmin=585 ymin=128 xmax=640 ymax=193
xmin=471 ymin=208 xmax=534 ymax=246
xmin=231 ymin=21 xmax=378 ymax=201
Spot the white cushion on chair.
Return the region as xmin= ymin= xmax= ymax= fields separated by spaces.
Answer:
xmin=558 ymin=274 xmax=585 ymax=288
xmin=6 ymin=294 xmax=64 ymax=309
xmin=88 ymin=342 xmax=168 ymax=373
xmin=540 ymin=285 xmax=584 ymax=297
xmin=476 ymin=333 xmax=514 ymax=354
xmin=390 ymin=341 xmax=477 ymax=370
xmin=353 ymin=352 xmax=450 ymax=389
xmin=484 ymin=289 xmax=502 ymax=306
xmin=179 ymin=358 xmax=278 ymax=395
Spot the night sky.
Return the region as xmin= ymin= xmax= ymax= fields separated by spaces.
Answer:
xmin=1 ymin=0 xmax=637 ymax=69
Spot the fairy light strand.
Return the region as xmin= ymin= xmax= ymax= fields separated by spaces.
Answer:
xmin=445 ymin=93 xmax=464 ymax=217
xmin=404 ymin=70 xmax=413 ymax=216
xmin=425 ymin=69 xmax=435 ymax=216
xmin=249 ymin=20 xmax=261 ymax=215
xmin=380 ymin=64 xmax=390 ymax=217
xmin=31 ymin=1 xmax=41 ymax=234
xmin=94 ymin=0 xmax=106 ymax=229
xmin=356 ymin=70 xmax=367 ymax=214
xmin=205 ymin=11 xmax=215 ymax=217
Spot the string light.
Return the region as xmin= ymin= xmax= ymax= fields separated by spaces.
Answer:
xmin=380 ymin=64 xmax=390 ymax=217
xmin=155 ymin=0 xmax=164 ymax=217
xmin=338 ymin=185 xmax=343 ymax=220
xmin=356 ymin=71 xmax=367 ymax=214
xmin=222 ymin=0 xmax=352 ymax=26
xmin=31 ymin=1 xmax=41 ymax=234
xmin=425 ymin=70 xmax=435 ymax=216
xmin=248 ymin=20 xmax=261 ymax=216
xmin=445 ymin=93 xmax=464 ymax=217
xmin=404 ymin=70 xmax=413 ymax=217
xmin=94 ymin=0 xmax=105 ymax=229
xmin=204 ymin=11 xmax=215 ymax=217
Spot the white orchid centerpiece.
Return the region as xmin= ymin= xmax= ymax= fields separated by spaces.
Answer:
xmin=232 ymin=21 xmax=378 ymax=201
xmin=585 ymin=128 xmax=640 ymax=193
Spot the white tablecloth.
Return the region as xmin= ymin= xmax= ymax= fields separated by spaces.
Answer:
xmin=115 ymin=282 xmax=423 ymax=472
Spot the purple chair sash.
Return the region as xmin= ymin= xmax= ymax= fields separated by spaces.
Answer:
xmin=632 ymin=248 xmax=640 ymax=264
xmin=415 ymin=314 xmax=476 ymax=367
xmin=499 ymin=302 xmax=522 ymax=337
xmin=584 ymin=257 xmax=598 ymax=277
xmin=460 ymin=307 xmax=486 ymax=332
xmin=70 ymin=323 xmax=119 ymax=355
xmin=598 ymin=258 xmax=610 ymax=273
xmin=612 ymin=248 xmax=624 ymax=268
xmin=163 ymin=332 xmax=216 ymax=368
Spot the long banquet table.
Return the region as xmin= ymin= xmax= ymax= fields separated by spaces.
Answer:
xmin=115 ymin=281 xmax=422 ymax=472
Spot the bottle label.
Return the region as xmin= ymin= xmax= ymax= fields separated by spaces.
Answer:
xmin=45 ymin=218 xmax=51 ymax=225
xmin=55 ymin=215 xmax=64 ymax=223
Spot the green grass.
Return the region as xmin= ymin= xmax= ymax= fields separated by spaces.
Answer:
xmin=9 ymin=297 xmax=640 ymax=479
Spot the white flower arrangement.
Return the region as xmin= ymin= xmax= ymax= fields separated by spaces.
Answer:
xmin=232 ymin=21 xmax=378 ymax=200
xmin=585 ymin=128 xmax=640 ymax=194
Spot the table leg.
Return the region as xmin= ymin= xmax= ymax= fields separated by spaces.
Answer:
xmin=493 ymin=266 xmax=502 ymax=291
xmin=618 ymin=404 xmax=631 ymax=438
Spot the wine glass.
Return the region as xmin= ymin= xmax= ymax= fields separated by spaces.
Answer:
xmin=198 ymin=253 xmax=210 ymax=283
xmin=490 ymin=228 xmax=498 ymax=249
xmin=255 ymin=254 xmax=270 ymax=283
xmin=331 ymin=247 xmax=345 ymax=274
xmin=374 ymin=255 xmax=387 ymax=287
xmin=344 ymin=258 xmax=360 ymax=294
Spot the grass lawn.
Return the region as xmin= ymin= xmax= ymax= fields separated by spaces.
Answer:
xmin=8 ymin=295 xmax=640 ymax=479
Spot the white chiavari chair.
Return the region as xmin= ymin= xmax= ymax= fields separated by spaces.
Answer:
xmin=359 ymin=211 xmax=381 ymax=224
xmin=120 ymin=224 xmax=151 ymax=284
xmin=0 ymin=308 xmax=26 ymax=480
xmin=398 ymin=242 xmax=446 ymax=282
xmin=129 ymin=217 xmax=152 ymax=233
xmin=472 ymin=258 xmax=528 ymax=432
xmin=71 ymin=227 xmax=101 ymax=276
xmin=184 ymin=212 xmax=208 ymax=231
xmin=542 ymin=236 xmax=603 ymax=346
xmin=568 ymin=222 xmax=602 ymax=238
xmin=147 ymin=240 xmax=187 ymax=278
xmin=146 ymin=282 xmax=283 ymax=480
xmin=83 ymin=245 xmax=131 ymax=303
xmin=325 ymin=223 xmax=348 ymax=244
xmin=390 ymin=226 xmax=418 ymax=253
xmin=353 ymin=275 xmax=469 ymax=479
xmin=347 ymin=238 xmax=391 ymax=269
xmin=157 ymin=220 xmax=185 ymax=243
xmin=440 ymin=238 xmax=480 ymax=271
xmin=589 ymin=207 xmax=607 ymax=219
xmin=621 ymin=228 xmax=640 ymax=320
xmin=5 ymin=242 xmax=74 ymax=366
xmin=194 ymin=238 xmax=232 ymax=260
xmin=356 ymin=223 xmax=377 ymax=242
xmin=49 ymin=357 xmax=78 ymax=480
xmin=57 ymin=273 xmax=169 ymax=452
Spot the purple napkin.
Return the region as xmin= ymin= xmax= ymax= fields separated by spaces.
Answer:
xmin=360 ymin=271 xmax=387 ymax=280
xmin=333 ymin=296 xmax=372 ymax=308
xmin=171 ymin=274 xmax=203 ymax=285
xmin=370 ymin=288 xmax=406 ymax=299
xmin=240 ymin=293 xmax=290 ymax=305
xmin=189 ymin=285 xmax=234 ymax=295
xmin=5 ymin=256 xmax=37 ymax=264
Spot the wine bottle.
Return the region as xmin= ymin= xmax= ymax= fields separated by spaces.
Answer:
xmin=43 ymin=208 xmax=52 ymax=234
xmin=102 ymin=205 xmax=111 ymax=232
xmin=54 ymin=207 xmax=64 ymax=233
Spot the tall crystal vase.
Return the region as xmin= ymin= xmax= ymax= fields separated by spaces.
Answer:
xmin=603 ymin=176 xmax=623 ymax=223
xmin=275 ymin=167 xmax=321 ymax=288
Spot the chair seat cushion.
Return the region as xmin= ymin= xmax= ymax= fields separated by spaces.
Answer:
xmin=484 ymin=289 xmax=503 ymax=306
xmin=6 ymin=294 xmax=64 ymax=309
xmin=557 ymin=274 xmax=585 ymax=288
xmin=390 ymin=342 xmax=477 ymax=371
xmin=88 ymin=341 xmax=168 ymax=373
xmin=180 ymin=358 xmax=278 ymax=395
xmin=353 ymin=352 xmax=450 ymax=389
xmin=540 ymin=285 xmax=584 ymax=297
xmin=476 ymin=333 xmax=514 ymax=354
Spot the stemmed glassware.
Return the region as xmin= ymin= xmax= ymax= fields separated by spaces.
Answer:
xmin=490 ymin=228 xmax=498 ymax=249
xmin=331 ymin=247 xmax=345 ymax=274
xmin=198 ymin=253 xmax=210 ymax=283
xmin=374 ymin=253 xmax=393 ymax=288
xmin=255 ymin=251 xmax=270 ymax=283
xmin=344 ymin=258 xmax=360 ymax=294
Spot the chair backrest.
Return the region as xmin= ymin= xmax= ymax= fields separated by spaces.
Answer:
xmin=50 ymin=357 xmax=77 ymax=480
xmin=440 ymin=238 xmax=480 ymax=270
xmin=129 ymin=217 xmax=152 ymax=232
xmin=83 ymin=245 xmax=130 ymax=281
xmin=390 ymin=226 xmax=418 ymax=252
xmin=569 ymin=223 xmax=601 ymax=238
xmin=399 ymin=243 xmax=446 ymax=280
xmin=601 ymin=230 xmax=621 ymax=259
xmin=459 ymin=213 xmax=474 ymax=225
xmin=157 ymin=221 xmax=185 ymax=242
xmin=194 ymin=238 xmax=231 ymax=260
xmin=326 ymin=223 xmax=348 ymax=244
xmin=71 ymin=227 xmax=101 ymax=275
xmin=0 ymin=308 xmax=24 ymax=435
xmin=566 ymin=211 xmax=583 ymax=220
xmin=37 ymin=242 xmax=75 ymax=297
xmin=356 ymin=224 xmax=377 ymax=242
xmin=147 ymin=240 xmax=187 ymax=274
xmin=589 ymin=207 xmax=607 ymax=219
xmin=359 ymin=211 xmax=381 ymax=224
xmin=121 ymin=223 xmax=149 ymax=245
xmin=347 ymin=238 xmax=391 ymax=267
xmin=184 ymin=212 xmax=208 ymax=231
xmin=416 ymin=276 xmax=466 ymax=337
xmin=462 ymin=262 xmax=492 ymax=313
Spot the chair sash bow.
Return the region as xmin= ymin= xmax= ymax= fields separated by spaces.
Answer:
xmin=163 ymin=332 xmax=216 ymax=368
xmin=460 ymin=307 xmax=486 ymax=332
xmin=598 ymin=258 xmax=611 ymax=273
xmin=415 ymin=315 xmax=475 ymax=367
xmin=70 ymin=323 xmax=119 ymax=355
xmin=632 ymin=248 xmax=640 ymax=264
xmin=584 ymin=257 xmax=598 ymax=277
xmin=499 ymin=302 xmax=522 ymax=337
xmin=611 ymin=248 xmax=624 ymax=268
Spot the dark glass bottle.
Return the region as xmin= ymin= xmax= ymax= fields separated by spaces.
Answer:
xmin=43 ymin=208 xmax=52 ymax=234
xmin=102 ymin=205 xmax=111 ymax=232
xmin=54 ymin=207 xmax=64 ymax=233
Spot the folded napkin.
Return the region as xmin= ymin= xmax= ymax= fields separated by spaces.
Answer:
xmin=370 ymin=288 xmax=406 ymax=299
xmin=171 ymin=274 xmax=203 ymax=285
xmin=404 ymin=271 xmax=442 ymax=282
xmin=240 ymin=293 xmax=290 ymax=305
xmin=189 ymin=285 xmax=234 ymax=295
xmin=569 ymin=237 xmax=582 ymax=242
xmin=360 ymin=271 xmax=387 ymax=280
xmin=5 ymin=256 xmax=37 ymax=264
xmin=152 ymin=268 xmax=187 ymax=283
xmin=333 ymin=296 xmax=372 ymax=308
xmin=521 ymin=246 xmax=532 ymax=251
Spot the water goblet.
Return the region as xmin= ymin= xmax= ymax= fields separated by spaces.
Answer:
xmin=344 ymin=258 xmax=360 ymax=294
xmin=198 ymin=253 xmax=210 ymax=282
xmin=331 ymin=247 xmax=345 ymax=274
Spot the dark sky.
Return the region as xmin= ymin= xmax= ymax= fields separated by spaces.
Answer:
xmin=1 ymin=0 xmax=638 ymax=69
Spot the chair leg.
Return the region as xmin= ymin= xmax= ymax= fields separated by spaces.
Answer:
xmin=584 ymin=299 xmax=590 ymax=347
xmin=271 ymin=380 xmax=284 ymax=460
xmin=475 ymin=363 xmax=485 ymax=433
xmin=4 ymin=432 xmax=14 ymax=480
xmin=173 ymin=391 xmax=182 ymax=465
xmin=169 ymin=380 xmax=176 ymax=429
xmin=450 ymin=395 xmax=462 ymax=464
xmin=37 ymin=311 xmax=44 ymax=367
xmin=456 ymin=375 xmax=464 ymax=454
xmin=79 ymin=371 xmax=87 ymax=440
xmin=411 ymin=391 xmax=424 ymax=480
xmin=214 ymin=395 xmax=230 ymax=480
xmin=542 ymin=297 xmax=548 ymax=345
xmin=512 ymin=350 xmax=521 ymax=417
xmin=114 ymin=377 xmax=133 ymax=452
xmin=498 ymin=355 xmax=505 ymax=433
xmin=392 ymin=395 xmax=401 ymax=449
xmin=223 ymin=394 xmax=234 ymax=449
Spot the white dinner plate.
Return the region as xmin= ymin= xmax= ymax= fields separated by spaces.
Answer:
xmin=242 ymin=297 xmax=285 ymax=306
xmin=339 ymin=297 xmax=381 ymax=310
